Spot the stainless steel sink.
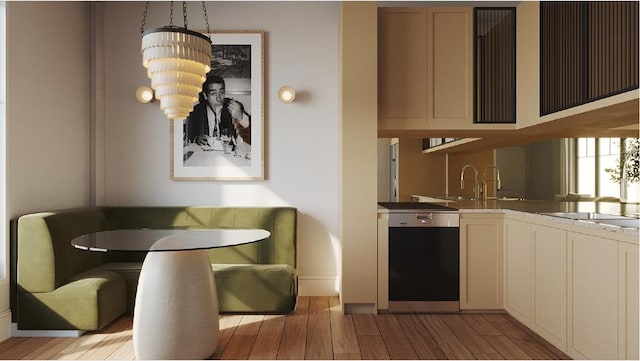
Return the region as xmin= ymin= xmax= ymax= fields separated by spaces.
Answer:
xmin=591 ymin=219 xmax=640 ymax=228
xmin=541 ymin=212 xmax=632 ymax=220
xmin=541 ymin=212 xmax=639 ymax=229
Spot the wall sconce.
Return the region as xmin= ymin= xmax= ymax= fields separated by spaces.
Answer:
xmin=278 ymin=86 xmax=296 ymax=103
xmin=135 ymin=86 xmax=155 ymax=103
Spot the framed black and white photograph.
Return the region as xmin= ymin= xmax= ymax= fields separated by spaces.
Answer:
xmin=171 ymin=30 xmax=264 ymax=180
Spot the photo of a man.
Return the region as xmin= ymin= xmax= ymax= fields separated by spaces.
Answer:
xmin=182 ymin=42 xmax=253 ymax=166
xmin=172 ymin=32 xmax=263 ymax=181
xmin=186 ymin=73 xmax=251 ymax=151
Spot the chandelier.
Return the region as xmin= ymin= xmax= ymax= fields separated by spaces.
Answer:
xmin=140 ymin=1 xmax=212 ymax=120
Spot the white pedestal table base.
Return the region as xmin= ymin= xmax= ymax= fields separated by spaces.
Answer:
xmin=133 ymin=250 xmax=219 ymax=359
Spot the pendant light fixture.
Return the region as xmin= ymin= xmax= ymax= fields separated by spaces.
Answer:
xmin=140 ymin=1 xmax=212 ymax=120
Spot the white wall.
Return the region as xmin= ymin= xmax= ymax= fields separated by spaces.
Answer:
xmin=6 ymin=2 xmax=92 ymax=217
xmin=3 ymin=1 xmax=92 ymax=340
xmin=100 ymin=2 xmax=341 ymax=295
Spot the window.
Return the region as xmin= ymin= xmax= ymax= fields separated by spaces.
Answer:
xmin=575 ymin=137 xmax=639 ymax=202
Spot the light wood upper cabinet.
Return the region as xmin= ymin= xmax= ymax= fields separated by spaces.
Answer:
xmin=427 ymin=7 xmax=473 ymax=127
xmin=378 ymin=8 xmax=428 ymax=129
xmin=378 ymin=7 xmax=473 ymax=133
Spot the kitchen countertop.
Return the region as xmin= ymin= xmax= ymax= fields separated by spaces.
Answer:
xmin=407 ymin=195 xmax=640 ymax=216
xmin=379 ymin=196 xmax=640 ymax=238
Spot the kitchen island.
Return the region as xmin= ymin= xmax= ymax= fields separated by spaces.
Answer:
xmin=378 ymin=198 xmax=639 ymax=360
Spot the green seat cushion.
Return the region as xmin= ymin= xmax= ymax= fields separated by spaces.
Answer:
xmin=96 ymin=262 xmax=144 ymax=314
xmin=94 ymin=263 xmax=297 ymax=314
xmin=17 ymin=269 xmax=126 ymax=330
xmin=213 ymin=264 xmax=297 ymax=313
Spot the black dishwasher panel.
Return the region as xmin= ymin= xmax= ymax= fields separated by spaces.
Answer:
xmin=389 ymin=227 xmax=460 ymax=302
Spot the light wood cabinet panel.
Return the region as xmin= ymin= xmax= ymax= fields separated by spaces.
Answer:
xmin=504 ymin=219 xmax=532 ymax=325
xmin=531 ymin=225 xmax=567 ymax=351
xmin=378 ymin=7 xmax=473 ymax=132
xmin=460 ymin=214 xmax=504 ymax=310
xmin=568 ymin=232 xmax=618 ymax=360
xmin=426 ymin=7 xmax=473 ymax=126
xmin=378 ymin=8 xmax=428 ymax=130
xmin=618 ymin=243 xmax=639 ymax=360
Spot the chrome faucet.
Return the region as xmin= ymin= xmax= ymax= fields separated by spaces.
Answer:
xmin=460 ymin=164 xmax=480 ymax=200
xmin=482 ymin=165 xmax=502 ymax=200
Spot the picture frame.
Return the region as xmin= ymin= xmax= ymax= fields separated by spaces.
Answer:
xmin=171 ymin=30 xmax=265 ymax=181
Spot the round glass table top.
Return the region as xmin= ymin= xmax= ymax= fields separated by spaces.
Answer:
xmin=71 ymin=228 xmax=271 ymax=252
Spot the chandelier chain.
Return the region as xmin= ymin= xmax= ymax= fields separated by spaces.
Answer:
xmin=202 ymin=1 xmax=210 ymax=36
xmin=169 ymin=1 xmax=175 ymax=26
xmin=140 ymin=1 xmax=150 ymax=33
xmin=182 ymin=1 xmax=189 ymax=29
xmin=140 ymin=1 xmax=208 ymax=34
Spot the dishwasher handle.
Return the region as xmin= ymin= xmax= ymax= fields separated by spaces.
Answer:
xmin=388 ymin=212 xmax=459 ymax=228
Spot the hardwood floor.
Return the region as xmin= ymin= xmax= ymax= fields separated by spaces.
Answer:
xmin=0 ymin=296 xmax=571 ymax=360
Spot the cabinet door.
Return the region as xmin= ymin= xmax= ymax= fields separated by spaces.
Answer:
xmin=540 ymin=2 xmax=639 ymax=115
xmin=378 ymin=8 xmax=428 ymax=129
xmin=619 ymin=243 xmax=639 ymax=360
xmin=568 ymin=232 xmax=618 ymax=360
xmin=378 ymin=7 xmax=473 ymax=132
xmin=460 ymin=214 xmax=503 ymax=309
xmin=474 ymin=8 xmax=516 ymax=123
xmin=426 ymin=7 xmax=473 ymax=126
xmin=377 ymin=213 xmax=389 ymax=310
xmin=531 ymin=225 xmax=567 ymax=351
xmin=504 ymin=219 xmax=532 ymax=325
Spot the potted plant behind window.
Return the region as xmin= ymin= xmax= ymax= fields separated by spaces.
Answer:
xmin=605 ymin=138 xmax=639 ymax=203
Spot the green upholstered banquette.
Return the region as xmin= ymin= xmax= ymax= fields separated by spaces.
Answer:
xmin=10 ymin=206 xmax=297 ymax=331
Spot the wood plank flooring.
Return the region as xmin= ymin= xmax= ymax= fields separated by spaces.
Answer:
xmin=0 ymin=296 xmax=571 ymax=360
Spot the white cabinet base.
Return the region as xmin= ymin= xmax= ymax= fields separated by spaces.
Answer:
xmin=133 ymin=250 xmax=219 ymax=360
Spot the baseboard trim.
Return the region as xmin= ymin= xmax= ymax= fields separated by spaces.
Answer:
xmin=0 ymin=310 xmax=11 ymax=342
xmin=11 ymin=323 xmax=85 ymax=337
xmin=298 ymin=276 xmax=339 ymax=296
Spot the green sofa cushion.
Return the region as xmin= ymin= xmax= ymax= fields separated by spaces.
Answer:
xmin=96 ymin=262 xmax=298 ymax=314
xmin=213 ymin=264 xmax=297 ymax=313
xmin=16 ymin=208 xmax=107 ymax=293
xmin=96 ymin=262 xmax=144 ymax=313
xmin=102 ymin=207 xmax=297 ymax=267
xmin=17 ymin=269 xmax=126 ymax=330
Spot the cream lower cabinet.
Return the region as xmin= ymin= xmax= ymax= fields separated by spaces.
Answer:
xmin=566 ymin=232 xmax=639 ymax=360
xmin=493 ymin=215 xmax=638 ymax=359
xmin=618 ymin=242 xmax=639 ymax=360
xmin=460 ymin=213 xmax=504 ymax=309
xmin=504 ymin=219 xmax=569 ymax=352
xmin=504 ymin=218 xmax=532 ymax=323
xmin=531 ymin=225 xmax=567 ymax=351
xmin=567 ymin=232 xmax=619 ymax=359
